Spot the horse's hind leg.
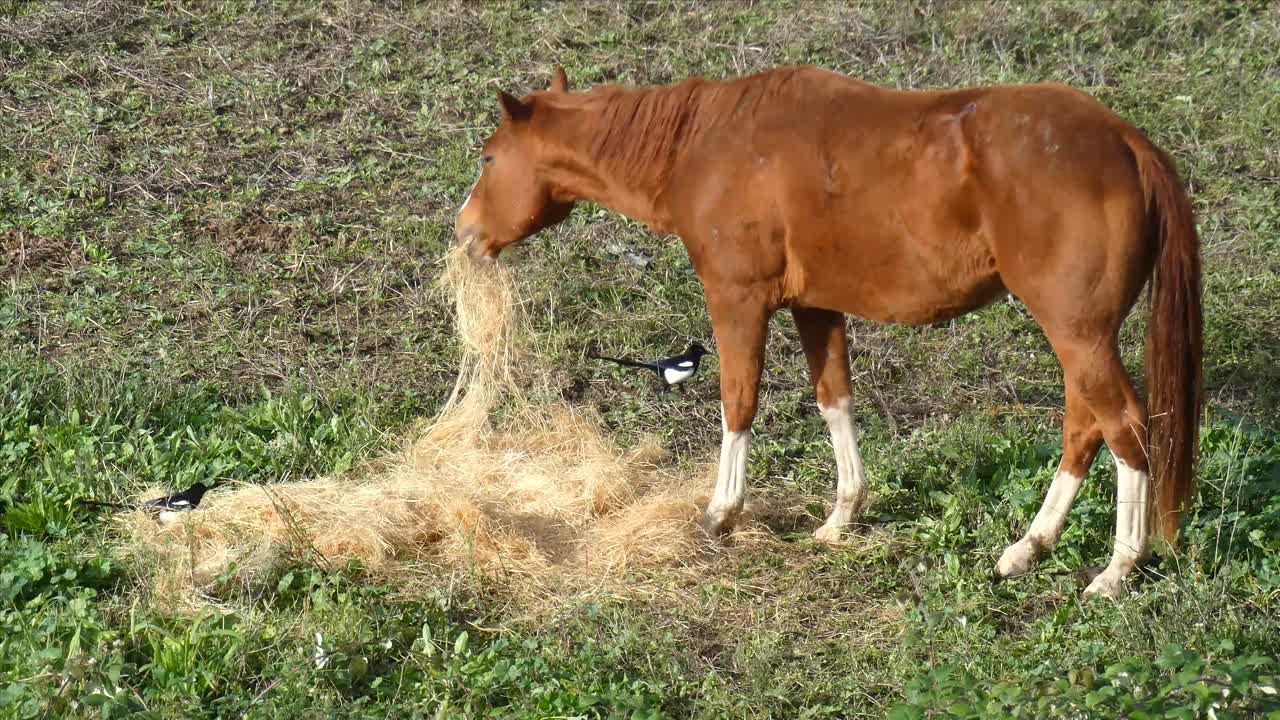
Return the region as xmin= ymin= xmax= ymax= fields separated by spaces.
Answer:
xmin=791 ymin=307 xmax=868 ymax=543
xmin=995 ymin=382 xmax=1104 ymax=577
xmin=700 ymin=294 xmax=770 ymax=536
xmin=1028 ymin=330 xmax=1152 ymax=598
xmin=1066 ymin=339 xmax=1152 ymax=598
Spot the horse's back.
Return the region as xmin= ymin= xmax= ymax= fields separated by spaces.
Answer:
xmin=668 ymin=68 xmax=1155 ymax=324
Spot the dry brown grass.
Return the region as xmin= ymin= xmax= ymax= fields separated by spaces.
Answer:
xmin=123 ymin=247 xmax=772 ymax=611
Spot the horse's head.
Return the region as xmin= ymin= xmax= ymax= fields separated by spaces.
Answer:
xmin=454 ymin=67 xmax=575 ymax=261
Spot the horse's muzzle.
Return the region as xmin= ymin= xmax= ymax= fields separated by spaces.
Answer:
xmin=454 ymin=225 xmax=496 ymax=262
xmin=467 ymin=241 xmax=496 ymax=263
xmin=455 ymin=226 xmax=494 ymax=263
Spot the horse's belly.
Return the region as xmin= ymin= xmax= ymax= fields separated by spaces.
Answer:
xmin=811 ymin=275 xmax=1006 ymax=325
xmin=791 ymin=232 xmax=1006 ymax=326
xmin=862 ymin=272 xmax=1007 ymax=325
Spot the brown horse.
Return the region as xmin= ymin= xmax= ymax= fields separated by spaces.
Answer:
xmin=454 ymin=66 xmax=1202 ymax=598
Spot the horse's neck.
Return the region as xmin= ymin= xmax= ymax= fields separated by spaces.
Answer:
xmin=546 ymin=83 xmax=711 ymax=234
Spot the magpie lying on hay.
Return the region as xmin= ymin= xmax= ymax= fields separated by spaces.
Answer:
xmin=79 ymin=483 xmax=219 ymax=524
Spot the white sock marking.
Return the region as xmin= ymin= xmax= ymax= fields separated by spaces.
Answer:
xmin=705 ymin=403 xmax=751 ymax=529
xmin=1085 ymin=456 xmax=1150 ymax=597
xmin=815 ymin=397 xmax=867 ymax=541
xmin=707 ymin=430 xmax=751 ymax=521
xmin=996 ymin=467 xmax=1083 ymax=576
xmin=1110 ymin=457 xmax=1150 ymax=565
xmin=1028 ymin=469 xmax=1084 ymax=547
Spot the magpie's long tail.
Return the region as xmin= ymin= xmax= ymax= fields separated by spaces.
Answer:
xmin=76 ymin=499 xmax=133 ymax=510
xmin=589 ymin=353 xmax=660 ymax=373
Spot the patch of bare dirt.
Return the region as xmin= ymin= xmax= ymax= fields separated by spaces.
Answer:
xmin=205 ymin=220 xmax=295 ymax=267
xmin=0 ymin=0 xmax=143 ymax=58
xmin=0 ymin=230 xmax=87 ymax=277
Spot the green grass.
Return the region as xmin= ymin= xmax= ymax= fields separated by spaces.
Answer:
xmin=2 ymin=1 xmax=1280 ymax=718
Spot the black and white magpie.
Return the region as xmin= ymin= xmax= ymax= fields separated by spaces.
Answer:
xmin=78 ymin=483 xmax=217 ymax=523
xmin=589 ymin=341 xmax=710 ymax=388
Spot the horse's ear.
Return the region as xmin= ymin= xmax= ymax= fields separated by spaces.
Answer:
xmin=549 ymin=65 xmax=569 ymax=93
xmin=496 ymin=89 xmax=531 ymax=122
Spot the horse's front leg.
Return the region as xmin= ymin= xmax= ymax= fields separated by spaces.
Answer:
xmin=700 ymin=294 xmax=770 ymax=537
xmin=791 ymin=307 xmax=868 ymax=543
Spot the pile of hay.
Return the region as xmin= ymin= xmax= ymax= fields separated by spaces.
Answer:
xmin=125 ymin=247 xmax=754 ymax=609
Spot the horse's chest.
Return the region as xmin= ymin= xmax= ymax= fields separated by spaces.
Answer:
xmin=684 ymin=219 xmax=789 ymax=288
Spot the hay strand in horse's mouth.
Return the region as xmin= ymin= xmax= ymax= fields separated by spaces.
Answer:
xmin=123 ymin=246 xmax=742 ymax=611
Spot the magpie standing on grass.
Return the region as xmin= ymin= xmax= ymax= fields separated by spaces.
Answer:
xmin=78 ymin=482 xmax=218 ymax=524
xmin=589 ymin=341 xmax=710 ymax=389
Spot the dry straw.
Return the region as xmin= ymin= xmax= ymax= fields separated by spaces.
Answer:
xmin=124 ymin=247 xmax=759 ymax=610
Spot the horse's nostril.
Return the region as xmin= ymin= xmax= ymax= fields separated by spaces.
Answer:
xmin=454 ymin=224 xmax=477 ymax=246
xmin=465 ymin=238 xmax=495 ymax=263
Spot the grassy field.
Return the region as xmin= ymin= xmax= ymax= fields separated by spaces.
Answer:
xmin=3 ymin=1 xmax=1280 ymax=717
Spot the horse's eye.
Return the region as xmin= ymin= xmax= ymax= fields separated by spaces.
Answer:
xmin=482 ymin=155 xmax=494 ymax=165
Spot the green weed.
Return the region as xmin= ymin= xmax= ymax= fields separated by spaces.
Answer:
xmin=1 ymin=1 xmax=1277 ymax=717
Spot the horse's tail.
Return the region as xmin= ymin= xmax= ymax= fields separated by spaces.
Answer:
xmin=1125 ymin=130 xmax=1203 ymax=544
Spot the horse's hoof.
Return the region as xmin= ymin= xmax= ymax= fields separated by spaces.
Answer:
xmin=813 ymin=523 xmax=844 ymax=544
xmin=994 ymin=539 xmax=1038 ymax=579
xmin=696 ymin=512 xmax=729 ymax=540
xmin=1081 ymin=567 xmax=1124 ymax=599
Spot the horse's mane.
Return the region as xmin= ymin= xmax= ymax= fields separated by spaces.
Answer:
xmin=584 ymin=82 xmax=707 ymax=180
xmin=542 ymin=68 xmax=811 ymax=189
